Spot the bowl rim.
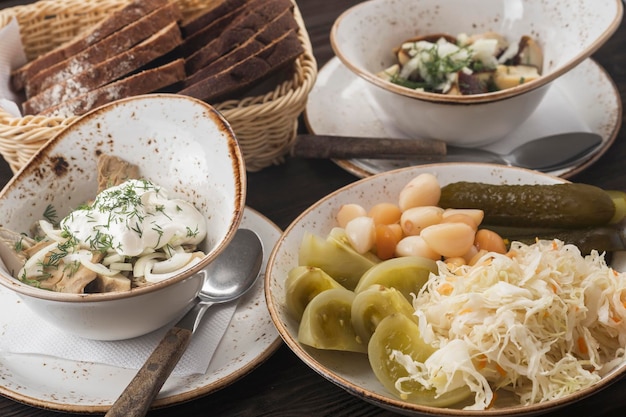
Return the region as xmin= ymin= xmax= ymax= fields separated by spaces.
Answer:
xmin=330 ymin=0 xmax=624 ymax=105
xmin=265 ymin=162 xmax=626 ymax=415
xmin=0 ymin=93 xmax=247 ymax=303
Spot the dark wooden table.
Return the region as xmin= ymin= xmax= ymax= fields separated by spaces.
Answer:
xmin=0 ymin=0 xmax=625 ymax=415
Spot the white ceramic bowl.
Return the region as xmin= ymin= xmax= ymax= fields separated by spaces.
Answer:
xmin=0 ymin=94 xmax=246 ymax=340
xmin=265 ymin=163 xmax=626 ymax=416
xmin=330 ymin=0 xmax=623 ymax=146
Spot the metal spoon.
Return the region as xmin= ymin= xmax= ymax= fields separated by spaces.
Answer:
xmin=291 ymin=132 xmax=603 ymax=172
xmin=105 ymin=228 xmax=264 ymax=417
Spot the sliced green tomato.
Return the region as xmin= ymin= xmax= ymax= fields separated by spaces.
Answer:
xmin=298 ymin=229 xmax=378 ymax=290
xmin=298 ymin=288 xmax=367 ymax=353
xmin=354 ymin=256 xmax=437 ymax=302
xmin=368 ymin=314 xmax=472 ymax=407
xmin=285 ymin=265 xmax=345 ymax=320
xmin=351 ymin=284 xmax=417 ymax=344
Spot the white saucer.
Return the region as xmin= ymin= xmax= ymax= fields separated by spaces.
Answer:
xmin=0 ymin=207 xmax=281 ymax=413
xmin=304 ymin=57 xmax=622 ymax=179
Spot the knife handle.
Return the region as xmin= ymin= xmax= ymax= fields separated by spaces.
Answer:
xmin=290 ymin=134 xmax=447 ymax=160
xmin=105 ymin=326 xmax=193 ymax=417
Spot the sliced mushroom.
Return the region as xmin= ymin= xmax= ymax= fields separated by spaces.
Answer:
xmin=493 ymin=64 xmax=541 ymax=90
xmin=50 ymin=252 xmax=105 ymax=293
xmin=514 ymin=35 xmax=543 ymax=73
xmin=457 ymin=70 xmax=494 ymax=95
xmin=97 ymin=154 xmax=140 ymax=192
xmin=0 ymin=228 xmax=36 ymax=278
xmin=86 ymin=273 xmax=131 ymax=293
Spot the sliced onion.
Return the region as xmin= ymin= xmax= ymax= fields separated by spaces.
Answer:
xmin=38 ymin=220 xmax=66 ymax=243
xmin=133 ymin=253 xmax=165 ymax=277
xmin=20 ymin=242 xmax=59 ymax=277
xmin=151 ymin=251 xmax=193 ymax=274
xmin=102 ymin=253 xmax=124 ymax=266
xmin=79 ymin=253 xmax=119 ymax=277
xmin=109 ymin=262 xmax=133 ymax=272
xmin=144 ymin=256 xmax=201 ymax=283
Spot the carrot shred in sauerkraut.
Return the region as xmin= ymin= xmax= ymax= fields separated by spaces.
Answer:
xmin=393 ymin=239 xmax=626 ymax=410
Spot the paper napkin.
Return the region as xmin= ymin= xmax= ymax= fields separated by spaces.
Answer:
xmin=0 ymin=17 xmax=26 ymax=117
xmin=0 ymin=284 xmax=238 ymax=376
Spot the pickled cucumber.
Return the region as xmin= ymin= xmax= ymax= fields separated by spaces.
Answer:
xmin=439 ymin=182 xmax=623 ymax=229
xmin=351 ymin=284 xmax=417 ymax=344
xmin=354 ymin=256 xmax=437 ymax=302
xmin=368 ymin=314 xmax=472 ymax=406
xmin=298 ymin=229 xmax=378 ymax=290
xmin=285 ymin=266 xmax=345 ymax=320
xmin=298 ymin=288 xmax=367 ymax=353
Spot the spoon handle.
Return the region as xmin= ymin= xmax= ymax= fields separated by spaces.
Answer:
xmin=105 ymin=326 xmax=193 ymax=417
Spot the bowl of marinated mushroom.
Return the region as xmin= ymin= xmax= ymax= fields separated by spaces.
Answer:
xmin=330 ymin=0 xmax=623 ymax=146
xmin=0 ymin=94 xmax=246 ymax=340
xmin=265 ymin=162 xmax=626 ymax=415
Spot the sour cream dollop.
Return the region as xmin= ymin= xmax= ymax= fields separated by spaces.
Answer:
xmin=61 ymin=179 xmax=207 ymax=257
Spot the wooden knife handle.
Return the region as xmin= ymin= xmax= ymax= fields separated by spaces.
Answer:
xmin=105 ymin=326 xmax=193 ymax=417
xmin=290 ymin=134 xmax=447 ymax=160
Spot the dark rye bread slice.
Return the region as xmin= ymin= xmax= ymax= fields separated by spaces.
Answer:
xmin=184 ymin=8 xmax=298 ymax=87
xmin=25 ymin=2 xmax=183 ymax=98
xmin=185 ymin=0 xmax=294 ymax=75
xmin=177 ymin=0 xmax=250 ymax=57
xmin=181 ymin=0 xmax=248 ymax=37
xmin=23 ymin=22 xmax=183 ymax=115
xmin=39 ymin=59 xmax=186 ymax=118
xmin=11 ymin=0 xmax=169 ymax=92
xmin=178 ymin=28 xmax=303 ymax=103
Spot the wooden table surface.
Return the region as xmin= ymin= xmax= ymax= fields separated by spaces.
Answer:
xmin=0 ymin=0 xmax=625 ymax=415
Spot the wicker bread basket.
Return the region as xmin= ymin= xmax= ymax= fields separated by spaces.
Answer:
xmin=0 ymin=0 xmax=317 ymax=172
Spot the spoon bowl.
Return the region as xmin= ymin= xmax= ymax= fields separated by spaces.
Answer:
xmin=446 ymin=132 xmax=603 ymax=171
xmin=106 ymin=228 xmax=264 ymax=417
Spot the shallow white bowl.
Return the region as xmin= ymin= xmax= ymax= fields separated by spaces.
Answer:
xmin=330 ymin=0 xmax=623 ymax=146
xmin=265 ymin=163 xmax=626 ymax=416
xmin=0 ymin=94 xmax=246 ymax=340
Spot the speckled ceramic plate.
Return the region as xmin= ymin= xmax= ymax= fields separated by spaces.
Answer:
xmin=304 ymin=58 xmax=622 ymax=179
xmin=266 ymin=163 xmax=626 ymax=416
xmin=0 ymin=207 xmax=281 ymax=413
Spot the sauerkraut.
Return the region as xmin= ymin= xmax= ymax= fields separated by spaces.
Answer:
xmin=393 ymin=239 xmax=626 ymax=409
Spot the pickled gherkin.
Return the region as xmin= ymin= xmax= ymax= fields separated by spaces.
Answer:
xmin=439 ymin=182 xmax=624 ymax=229
xmin=285 ymin=265 xmax=345 ymax=320
xmin=368 ymin=314 xmax=472 ymax=406
xmin=298 ymin=229 xmax=378 ymax=290
xmin=298 ymin=288 xmax=367 ymax=353
xmin=351 ymin=284 xmax=417 ymax=344
xmin=354 ymin=256 xmax=437 ymax=302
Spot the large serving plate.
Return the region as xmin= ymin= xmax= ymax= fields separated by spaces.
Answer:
xmin=304 ymin=58 xmax=622 ymax=179
xmin=0 ymin=207 xmax=281 ymax=413
xmin=265 ymin=163 xmax=626 ymax=416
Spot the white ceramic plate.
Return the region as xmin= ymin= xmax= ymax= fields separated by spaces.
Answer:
xmin=0 ymin=207 xmax=281 ymax=413
xmin=304 ymin=58 xmax=622 ymax=179
xmin=266 ymin=163 xmax=626 ymax=416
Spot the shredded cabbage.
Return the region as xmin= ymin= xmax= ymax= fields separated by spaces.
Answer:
xmin=396 ymin=239 xmax=626 ymax=409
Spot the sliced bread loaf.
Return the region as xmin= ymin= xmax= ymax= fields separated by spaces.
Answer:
xmin=184 ymin=7 xmax=298 ymax=87
xmin=178 ymin=28 xmax=303 ymax=103
xmin=39 ymin=59 xmax=186 ymax=118
xmin=184 ymin=0 xmax=294 ymax=75
xmin=11 ymin=0 xmax=169 ymax=92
